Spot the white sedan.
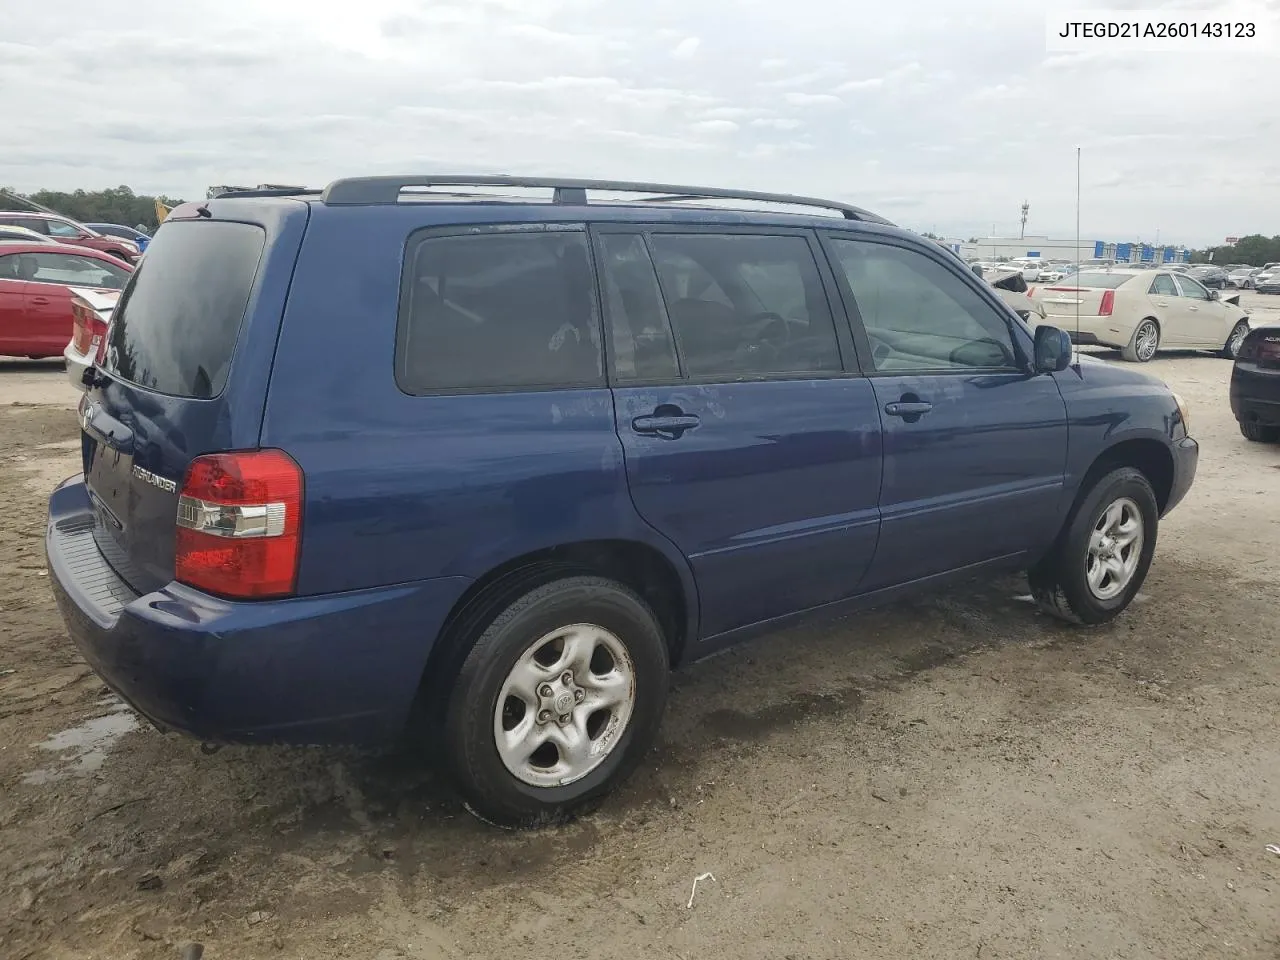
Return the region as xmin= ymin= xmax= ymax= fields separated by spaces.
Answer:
xmin=1030 ymin=267 xmax=1253 ymax=362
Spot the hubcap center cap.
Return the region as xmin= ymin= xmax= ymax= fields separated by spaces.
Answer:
xmin=553 ymin=691 xmax=573 ymax=714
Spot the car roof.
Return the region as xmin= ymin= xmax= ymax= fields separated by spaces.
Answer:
xmin=0 ymin=240 xmax=133 ymax=260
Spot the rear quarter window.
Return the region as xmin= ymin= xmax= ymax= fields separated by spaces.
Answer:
xmin=103 ymin=220 xmax=265 ymax=399
xmin=396 ymin=228 xmax=603 ymax=394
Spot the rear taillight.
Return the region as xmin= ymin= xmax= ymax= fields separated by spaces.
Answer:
xmin=175 ymin=450 xmax=303 ymax=599
xmin=1027 ymin=286 xmax=1036 ymax=297
xmin=1249 ymin=336 xmax=1280 ymax=363
xmin=1099 ymin=290 xmax=1115 ymax=316
xmin=69 ymin=296 xmax=108 ymax=364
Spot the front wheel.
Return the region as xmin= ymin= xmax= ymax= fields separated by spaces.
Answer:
xmin=1223 ymin=320 xmax=1250 ymax=359
xmin=443 ymin=575 xmax=669 ymax=827
xmin=1121 ymin=319 xmax=1160 ymax=362
xmin=1029 ymin=467 xmax=1159 ymax=625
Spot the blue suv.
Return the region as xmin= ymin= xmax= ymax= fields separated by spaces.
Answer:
xmin=47 ymin=176 xmax=1198 ymax=826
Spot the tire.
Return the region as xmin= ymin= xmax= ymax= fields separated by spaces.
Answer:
xmin=1120 ymin=319 xmax=1160 ymax=362
xmin=443 ymin=575 xmax=669 ymax=827
xmin=1240 ymin=421 xmax=1280 ymax=443
xmin=1028 ymin=467 xmax=1159 ymax=626
xmin=1222 ymin=320 xmax=1250 ymax=359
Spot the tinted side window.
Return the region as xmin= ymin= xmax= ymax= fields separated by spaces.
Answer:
xmin=104 ymin=220 xmax=265 ymax=399
xmin=1150 ymin=274 xmax=1178 ymax=296
xmin=829 ymin=238 xmax=1017 ymax=372
xmin=0 ymin=254 xmax=19 ymax=280
xmin=646 ymin=233 xmax=841 ymax=378
xmin=398 ymin=230 xmax=602 ymax=393
xmin=598 ymin=234 xmax=680 ymax=382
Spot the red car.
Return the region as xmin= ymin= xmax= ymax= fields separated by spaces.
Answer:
xmin=0 ymin=242 xmax=133 ymax=359
xmin=0 ymin=211 xmax=139 ymax=264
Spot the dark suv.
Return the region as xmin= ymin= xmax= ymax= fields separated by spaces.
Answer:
xmin=47 ymin=176 xmax=1198 ymax=826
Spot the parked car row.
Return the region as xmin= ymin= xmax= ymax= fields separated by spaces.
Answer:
xmin=0 ymin=211 xmax=145 ymax=264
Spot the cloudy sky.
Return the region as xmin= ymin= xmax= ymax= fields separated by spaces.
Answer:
xmin=2 ymin=0 xmax=1277 ymax=245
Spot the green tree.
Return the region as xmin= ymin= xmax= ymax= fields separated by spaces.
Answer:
xmin=1192 ymin=234 xmax=1280 ymax=266
xmin=1 ymin=185 xmax=186 ymax=231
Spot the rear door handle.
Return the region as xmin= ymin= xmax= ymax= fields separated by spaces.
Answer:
xmin=30 ymin=296 xmax=50 ymax=305
xmin=884 ymin=401 xmax=933 ymax=418
xmin=632 ymin=414 xmax=700 ymax=438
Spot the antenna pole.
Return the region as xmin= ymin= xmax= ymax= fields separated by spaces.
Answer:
xmin=1074 ymin=147 xmax=1081 ymax=369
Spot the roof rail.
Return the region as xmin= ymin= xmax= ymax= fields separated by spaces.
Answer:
xmin=320 ymin=175 xmax=890 ymax=223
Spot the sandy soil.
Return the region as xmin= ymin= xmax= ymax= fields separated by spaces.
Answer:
xmin=1 ymin=301 xmax=1278 ymax=960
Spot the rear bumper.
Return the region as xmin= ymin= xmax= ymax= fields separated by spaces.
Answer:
xmin=1165 ymin=436 xmax=1198 ymax=516
xmin=1231 ymin=365 xmax=1280 ymax=426
xmin=47 ymin=477 xmax=471 ymax=745
xmin=1043 ymin=314 xmax=1130 ymax=350
xmin=63 ymin=343 xmax=90 ymax=393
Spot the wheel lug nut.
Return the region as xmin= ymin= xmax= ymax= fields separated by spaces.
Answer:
xmin=559 ymin=714 xmax=571 ymax=725
xmin=539 ymin=684 xmax=553 ymax=697
xmin=574 ymin=689 xmax=585 ymax=703
xmin=538 ymin=710 xmax=551 ymax=723
xmin=561 ymin=671 xmax=573 ymax=684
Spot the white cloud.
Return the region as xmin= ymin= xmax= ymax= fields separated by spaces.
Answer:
xmin=0 ymin=0 xmax=1273 ymax=245
xmin=835 ymin=77 xmax=885 ymax=92
xmin=691 ymin=119 xmax=740 ymax=134
xmin=671 ymin=36 xmax=701 ymax=59
xmin=784 ymin=92 xmax=842 ymax=106
xmin=750 ymin=118 xmax=803 ymax=130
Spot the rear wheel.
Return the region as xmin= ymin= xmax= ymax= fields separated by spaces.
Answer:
xmin=1121 ymin=319 xmax=1160 ymax=362
xmin=1223 ymin=321 xmax=1250 ymax=359
xmin=1240 ymin=421 xmax=1280 ymax=443
xmin=1029 ymin=467 xmax=1159 ymax=625
xmin=442 ymin=575 xmax=669 ymax=827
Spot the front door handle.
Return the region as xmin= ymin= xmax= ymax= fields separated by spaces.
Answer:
xmin=632 ymin=412 xmax=701 ymax=439
xmin=884 ymin=401 xmax=933 ymax=418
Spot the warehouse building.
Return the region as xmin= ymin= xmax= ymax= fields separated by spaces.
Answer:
xmin=945 ymin=235 xmax=1190 ymax=264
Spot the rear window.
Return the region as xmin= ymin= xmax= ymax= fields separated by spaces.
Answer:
xmin=396 ymin=229 xmax=602 ymax=394
xmin=1069 ymin=272 xmax=1134 ymax=289
xmin=103 ymin=220 xmax=265 ymax=399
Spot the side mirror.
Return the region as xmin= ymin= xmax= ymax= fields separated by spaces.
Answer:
xmin=1033 ymin=325 xmax=1073 ymax=373
xmin=1208 ymin=288 xmax=1220 ymax=300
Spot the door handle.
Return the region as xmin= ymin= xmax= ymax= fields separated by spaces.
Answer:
xmin=884 ymin=401 xmax=933 ymax=418
xmin=30 ymin=296 xmax=50 ymax=305
xmin=1188 ymin=306 xmax=1199 ymax=312
xmin=632 ymin=413 xmax=700 ymax=439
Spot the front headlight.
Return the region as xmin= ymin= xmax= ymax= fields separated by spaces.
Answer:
xmin=1171 ymin=391 xmax=1191 ymax=434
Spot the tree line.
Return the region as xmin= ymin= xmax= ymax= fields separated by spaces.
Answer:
xmin=1191 ymin=234 xmax=1280 ymax=266
xmin=0 ymin=185 xmax=186 ymax=231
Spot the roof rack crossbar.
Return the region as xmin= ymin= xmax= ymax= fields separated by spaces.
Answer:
xmin=320 ymin=175 xmax=888 ymax=223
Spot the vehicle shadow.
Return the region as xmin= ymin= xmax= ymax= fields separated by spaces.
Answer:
xmin=11 ymin=569 xmax=1134 ymax=947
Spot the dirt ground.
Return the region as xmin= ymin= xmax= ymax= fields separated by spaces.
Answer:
xmin=2 ymin=297 xmax=1279 ymax=960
